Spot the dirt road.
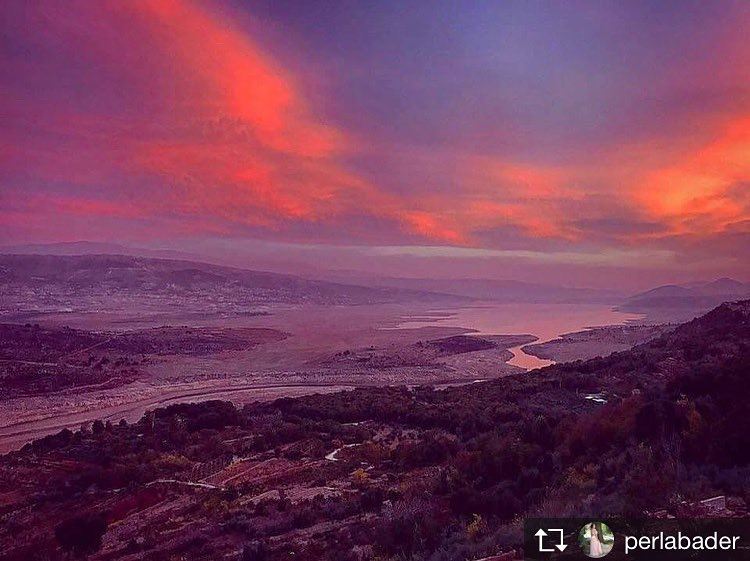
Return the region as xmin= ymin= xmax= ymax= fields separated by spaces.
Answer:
xmin=0 ymin=381 xmax=353 ymax=454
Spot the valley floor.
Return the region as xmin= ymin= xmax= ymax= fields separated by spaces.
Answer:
xmin=0 ymin=302 xmax=663 ymax=454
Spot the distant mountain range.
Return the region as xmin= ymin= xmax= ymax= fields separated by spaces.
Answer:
xmin=619 ymin=278 xmax=750 ymax=321
xmin=3 ymin=244 xmax=747 ymax=313
xmin=1 ymin=252 xmax=625 ymax=309
xmin=0 ymin=241 xmax=203 ymax=262
xmin=2 ymin=243 xmax=625 ymax=305
xmin=0 ymin=253 xmax=465 ymax=307
xmin=316 ymin=274 xmax=624 ymax=304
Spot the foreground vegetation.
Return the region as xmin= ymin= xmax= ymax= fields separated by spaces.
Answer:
xmin=1 ymin=301 xmax=748 ymax=560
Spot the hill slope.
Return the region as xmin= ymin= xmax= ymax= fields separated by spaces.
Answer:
xmin=317 ymin=274 xmax=622 ymax=304
xmin=1 ymin=301 xmax=748 ymax=560
xmin=619 ymin=278 xmax=750 ymax=321
xmin=0 ymin=254 xmax=466 ymax=316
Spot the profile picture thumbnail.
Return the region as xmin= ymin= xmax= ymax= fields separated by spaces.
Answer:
xmin=579 ymin=521 xmax=614 ymax=558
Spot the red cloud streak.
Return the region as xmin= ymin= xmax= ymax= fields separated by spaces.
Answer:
xmin=1 ymin=0 xmax=749 ymax=260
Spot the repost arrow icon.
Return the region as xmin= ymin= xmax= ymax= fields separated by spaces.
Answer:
xmin=549 ymin=529 xmax=568 ymax=551
xmin=535 ymin=528 xmax=555 ymax=553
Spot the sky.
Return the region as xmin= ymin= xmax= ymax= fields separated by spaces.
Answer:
xmin=1 ymin=0 xmax=749 ymax=288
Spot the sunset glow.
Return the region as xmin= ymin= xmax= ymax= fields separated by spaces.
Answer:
xmin=2 ymin=0 xmax=749 ymax=283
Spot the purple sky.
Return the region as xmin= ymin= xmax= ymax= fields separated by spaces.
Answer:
xmin=1 ymin=0 xmax=749 ymax=288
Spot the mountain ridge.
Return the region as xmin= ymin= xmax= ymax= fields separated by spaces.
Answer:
xmin=0 ymin=253 xmax=469 ymax=307
xmin=618 ymin=278 xmax=750 ymax=321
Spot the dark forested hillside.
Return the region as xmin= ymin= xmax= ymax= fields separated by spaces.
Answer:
xmin=1 ymin=302 xmax=748 ymax=561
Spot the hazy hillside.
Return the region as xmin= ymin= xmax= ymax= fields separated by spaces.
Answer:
xmin=0 ymin=241 xmax=202 ymax=262
xmin=316 ymin=274 xmax=623 ymax=304
xmin=0 ymin=254 xmax=466 ymax=314
xmin=619 ymin=278 xmax=750 ymax=321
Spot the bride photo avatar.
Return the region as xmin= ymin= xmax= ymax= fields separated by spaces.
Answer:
xmin=579 ymin=522 xmax=614 ymax=558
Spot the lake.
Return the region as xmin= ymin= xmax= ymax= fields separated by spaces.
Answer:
xmin=393 ymin=302 xmax=643 ymax=369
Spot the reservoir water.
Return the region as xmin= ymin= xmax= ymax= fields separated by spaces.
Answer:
xmin=393 ymin=302 xmax=642 ymax=369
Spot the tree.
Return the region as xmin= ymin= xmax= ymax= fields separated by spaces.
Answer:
xmin=352 ymin=468 xmax=370 ymax=488
xmin=466 ymin=513 xmax=487 ymax=541
xmin=55 ymin=513 xmax=108 ymax=558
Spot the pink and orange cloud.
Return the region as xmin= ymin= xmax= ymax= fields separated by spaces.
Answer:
xmin=1 ymin=0 xmax=749 ymax=274
xmin=637 ymin=116 xmax=750 ymax=237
